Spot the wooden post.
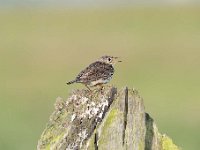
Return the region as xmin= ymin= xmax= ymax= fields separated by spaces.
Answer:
xmin=37 ymin=86 xmax=180 ymax=150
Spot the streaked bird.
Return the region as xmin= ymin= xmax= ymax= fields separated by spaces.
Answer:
xmin=66 ymin=55 xmax=121 ymax=90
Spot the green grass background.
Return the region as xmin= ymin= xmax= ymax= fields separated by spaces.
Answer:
xmin=1 ymin=6 xmax=200 ymax=150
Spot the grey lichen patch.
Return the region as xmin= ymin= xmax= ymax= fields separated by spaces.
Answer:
xmin=54 ymin=97 xmax=66 ymax=111
xmin=37 ymin=85 xmax=117 ymax=150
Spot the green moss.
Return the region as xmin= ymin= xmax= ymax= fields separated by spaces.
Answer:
xmin=45 ymin=144 xmax=50 ymax=150
xmin=46 ymin=133 xmax=64 ymax=149
xmin=104 ymin=108 xmax=119 ymax=127
xmin=161 ymin=135 xmax=180 ymax=150
xmin=98 ymin=108 xmax=121 ymax=146
xmin=139 ymin=141 xmax=144 ymax=150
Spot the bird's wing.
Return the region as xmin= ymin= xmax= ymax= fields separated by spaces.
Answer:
xmin=76 ymin=61 xmax=114 ymax=83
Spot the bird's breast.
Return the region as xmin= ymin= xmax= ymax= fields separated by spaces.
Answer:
xmin=89 ymin=78 xmax=111 ymax=86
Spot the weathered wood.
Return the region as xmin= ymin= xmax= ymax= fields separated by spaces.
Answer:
xmin=37 ymin=86 xmax=180 ymax=150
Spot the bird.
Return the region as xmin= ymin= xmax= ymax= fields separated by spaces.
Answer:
xmin=66 ymin=55 xmax=121 ymax=91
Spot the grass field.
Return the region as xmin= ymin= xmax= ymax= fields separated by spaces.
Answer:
xmin=1 ymin=6 xmax=200 ymax=150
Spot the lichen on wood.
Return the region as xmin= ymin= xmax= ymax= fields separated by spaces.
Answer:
xmin=37 ymin=86 xmax=180 ymax=150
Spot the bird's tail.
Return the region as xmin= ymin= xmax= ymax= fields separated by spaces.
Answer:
xmin=66 ymin=79 xmax=76 ymax=85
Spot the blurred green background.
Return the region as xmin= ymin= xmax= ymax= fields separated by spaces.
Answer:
xmin=1 ymin=3 xmax=200 ymax=150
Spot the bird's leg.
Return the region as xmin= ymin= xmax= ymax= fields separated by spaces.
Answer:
xmin=96 ymin=84 xmax=104 ymax=94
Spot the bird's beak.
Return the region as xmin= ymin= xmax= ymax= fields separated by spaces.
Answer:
xmin=114 ymin=57 xmax=122 ymax=62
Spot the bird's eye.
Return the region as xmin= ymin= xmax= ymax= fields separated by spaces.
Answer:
xmin=108 ymin=58 xmax=112 ymax=62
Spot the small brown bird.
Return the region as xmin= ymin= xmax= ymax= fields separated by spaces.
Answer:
xmin=66 ymin=56 xmax=121 ymax=90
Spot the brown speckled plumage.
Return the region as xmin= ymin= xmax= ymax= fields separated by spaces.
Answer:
xmin=76 ymin=61 xmax=114 ymax=85
xmin=67 ymin=56 xmax=121 ymax=89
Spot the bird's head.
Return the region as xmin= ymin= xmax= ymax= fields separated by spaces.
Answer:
xmin=98 ymin=55 xmax=122 ymax=66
